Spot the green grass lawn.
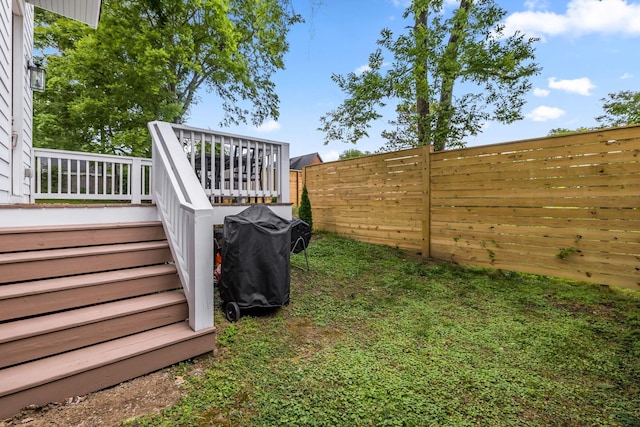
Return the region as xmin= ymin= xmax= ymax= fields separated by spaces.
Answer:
xmin=130 ymin=232 xmax=640 ymax=426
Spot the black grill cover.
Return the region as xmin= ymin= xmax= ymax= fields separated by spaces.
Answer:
xmin=220 ymin=205 xmax=291 ymax=309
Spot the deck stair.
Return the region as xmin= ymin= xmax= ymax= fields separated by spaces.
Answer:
xmin=0 ymin=221 xmax=215 ymax=419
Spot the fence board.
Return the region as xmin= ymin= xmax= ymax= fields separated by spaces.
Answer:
xmin=431 ymin=173 xmax=640 ymax=193
xmin=431 ymin=206 xmax=640 ymax=222
xmin=432 ymin=142 xmax=636 ymax=170
xmin=430 ymin=245 xmax=638 ymax=289
xmin=432 ymin=156 xmax=638 ymax=180
xmin=432 ymin=226 xmax=639 ymax=257
xmin=431 ymin=196 xmax=637 ymax=209
xmin=431 ymin=242 xmax=639 ymax=278
xmin=433 ymin=126 xmax=640 ymax=160
xmin=434 ymin=186 xmax=639 ymax=200
xmin=435 ymin=243 xmax=638 ymax=279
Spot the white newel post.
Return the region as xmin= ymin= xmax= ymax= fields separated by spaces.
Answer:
xmin=190 ymin=208 xmax=214 ymax=331
xmin=131 ymin=158 xmax=142 ymax=204
xmin=279 ymin=143 xmax=290 ymax=204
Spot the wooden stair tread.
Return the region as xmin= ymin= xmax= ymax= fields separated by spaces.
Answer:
xmin=0 ymin=292 xmax=186 ymax=343
xmin=0 ymin=322 xmax=215 ymax=397
xmin=0 ymin=222 xmax=166 ymax=254
xmin=0 ymin=264 xmax=177 ymax=300
xmin=0 ymin=221 xmax=162 ymax=235
xmin=0 ymin=241 xmax=169 ymax=265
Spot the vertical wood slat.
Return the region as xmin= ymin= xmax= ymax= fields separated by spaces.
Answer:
xmin=289 ymin=170 xmax=302 ymax=206
xmin=46 ymin=158 xmax=51 ymax=193
xmin=102 ymin=162 xmax=107 ymax=195
xmin=56 ymin=158 xmax=61 ymax=194
xmin=275 ymin=145 xmax=281 ymax=199
xmin=126 ymin=165 xmax=133 ymax=194
xmin=77 ymin=160 xmax=82 ymax=196
xmin=36 ymin=157 xmax=41 ymax=194
xmin=118 ymin=163 xmax=123 ymax=196
xmin=65 ymin=159 xmax=70 ymax=194
xmin=93 ymin=161 xmax=98 ymax=195
xmin=84 ymin=160 xmax=89 ymax=196
xmin=110 ymin=163 xmax=115 ymax=196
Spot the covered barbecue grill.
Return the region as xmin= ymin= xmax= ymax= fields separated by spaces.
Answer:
xmin=220 ymin=205 xmax=291 ymax=322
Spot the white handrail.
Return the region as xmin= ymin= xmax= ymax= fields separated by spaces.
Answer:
xmin=148 ymin=121 xmax=214 ymax=331
xmin=172 ymin=123 xmax=290 ymax=203
xmin=32 ymin=148 xmax=152 ymax=203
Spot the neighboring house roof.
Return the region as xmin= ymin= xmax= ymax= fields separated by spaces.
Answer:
xmin=28 ymin=0 xmax=102 ymax=28
xmin=290 ymin=153 xmax=322 ymax=170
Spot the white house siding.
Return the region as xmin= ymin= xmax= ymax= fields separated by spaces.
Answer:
xmin=0 ymin=0 xmax=11 ymax=203
xmin=18 ymin=2 xmax=33 ymax=201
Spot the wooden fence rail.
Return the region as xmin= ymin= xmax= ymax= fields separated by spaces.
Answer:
xmin=304 ymin=125 xmax=640 ymax=290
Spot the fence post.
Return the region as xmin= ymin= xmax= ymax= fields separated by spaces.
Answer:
xmin=131 ymin=158 xmax=142 ymax=204
xmin=421 ymin=145 xmax=432 ymax=258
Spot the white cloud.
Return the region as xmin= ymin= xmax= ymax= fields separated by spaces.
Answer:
xmin=355 ymin=64 xmax=371 ymax=75
xmin=256 ymin=120 xmax=281 ymax=133
xmin=322 ymin=149 xmax=340 ymax=162
xmin=355 ymin=61 xmax=391 ymax=74
xmin=524 ymin=0 xmax=550 ymax=10
xmin=548 ymin=77 xmax=596 ymax=96
xmin=503 ymin=0 xmax=640 ymax=40
xmin=620 ymin=72 xmax=634 ymax=79
xmin=390 ymin=0 xmax=411 ymax=7
xmin=527 ymin=105 xmax=566 ymax=122
xmin=533 ymin=88 xmax=550 ymax=97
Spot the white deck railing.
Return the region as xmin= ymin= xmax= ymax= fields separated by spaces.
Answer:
xmin=32 ymin=126 xmax=291 ymax=205
xmin=148 ymin=121 xmax=214 ymax=331
xmin=32 ymin=148 xmax=152 ymax=203
xmin=173 ymin=123 xmax=290 ymax=203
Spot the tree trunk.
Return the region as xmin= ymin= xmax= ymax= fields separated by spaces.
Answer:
xmin=415 ymin=9 xmax=430 ymax=147
xmin=434 ymin=0 xmax=471 ymax=151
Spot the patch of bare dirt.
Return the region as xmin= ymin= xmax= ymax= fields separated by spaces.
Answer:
xmin=1 ymin=356 xmax=210 ymax=427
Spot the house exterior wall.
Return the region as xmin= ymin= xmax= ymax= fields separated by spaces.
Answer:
xmin=0 ymin=0 xmax=33 ymax=204
xmin=0 ymin=0 xmax=11 ymax=202
xmin=16 ymin=1 xmax=33 ymax=201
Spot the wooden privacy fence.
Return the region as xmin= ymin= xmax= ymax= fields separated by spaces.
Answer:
xmin=304 ymin=125 xmax=640 ymax=290
xmin=290 ymin=170 xmax=303 ymax=206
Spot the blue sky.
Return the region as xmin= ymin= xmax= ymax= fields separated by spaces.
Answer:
xmin=187 ymin=0 xmax=640 ymax=161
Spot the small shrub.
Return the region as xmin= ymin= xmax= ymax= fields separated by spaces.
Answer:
xmin=298 ymin=185 xmax=312 ymax=230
